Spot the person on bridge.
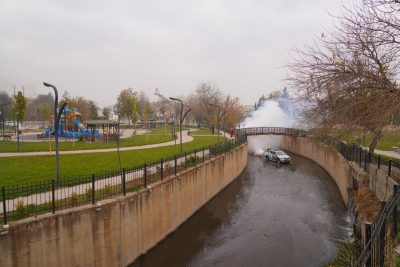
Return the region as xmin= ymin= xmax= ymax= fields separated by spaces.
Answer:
xmin=230 ymin=128 xmax=234 ymax=139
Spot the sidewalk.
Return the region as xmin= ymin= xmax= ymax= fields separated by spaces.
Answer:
xmin=0 ymin=148 xmax=213 ymax=213
xmin=361 ymin=146 xmax=400 ymax=160
xmin=0 ymin=129 xmax=197 ymax=157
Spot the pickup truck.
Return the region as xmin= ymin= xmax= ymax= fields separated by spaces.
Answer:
xmin=263 ymin=149 xmax=291 ymax=163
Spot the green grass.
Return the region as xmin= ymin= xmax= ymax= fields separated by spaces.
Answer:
xmin=313 ymin=129 xmax=400 ymax=151
xmin=338 ymin=131 xmax=400 ymax=151
xmin=149 ymin=126 xmax=190 ymax=134
xmin=0 ymin=134 xmax=175 ymax=153
xmin=0 ymin=136 xmax=228 ymax=187
xmin=190 ymin=128 xmax=216 ymax=136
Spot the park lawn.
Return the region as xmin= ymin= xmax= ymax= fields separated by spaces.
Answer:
xmin=0 ymin=134 xmax=175 ymax=153
xmin=149 ymin=125 xmax=190 ymax=134
xmin=309 ymin=128 xmax=400 ymax=151
xmin=190 ymin=128 xmax=215 ymax=136
xmin=0 ymin=136 xmax=228 ymax=187
xmin=333 ymin=131 xmax=400 ymax=151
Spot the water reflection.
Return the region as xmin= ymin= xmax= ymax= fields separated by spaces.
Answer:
xmin=130 ymin=153 xmax=350 ymax=267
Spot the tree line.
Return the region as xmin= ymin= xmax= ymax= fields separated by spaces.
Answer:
xmin=113 ymin=80 xmax=244 ymax=131
xmin=0 ymin=90 xmax=99 ymax=124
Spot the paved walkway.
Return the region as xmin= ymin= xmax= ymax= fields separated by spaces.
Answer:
xmin=0 ymin=148 xmax=215 ymax=213
xmin=0 ymin=129 xmax=197 ymax=157
xmin=361 ymin=146 xmax=400 ymax=160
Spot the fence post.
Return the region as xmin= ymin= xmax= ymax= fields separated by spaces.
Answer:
xmin=215 ymin=143 xmax=217 ymax=157
xmin=359 ymin=149 xmax=362 ymax=167
xmin=2 ymin=186 xmax=7 ymax=224
xmin=365 ymin=222 xmax=372 ymax=267
xmin=364 ymin=154 xmax=367 ymax=171
xmin=185 ymin=151 xmax=187 ymax=170
xmin=369 ymin=153 xmax=371 ymax=164
xmin=161 ymin=158 xmax=164 ymax=181
xmin=389 ymin=160 xmax=392 ymax=177
xmin=174 ymin=155 xmax=177 ymax=176
xmin=394 ymin=185 xmax=399 ymax=237
xmin=122 ymin=168 xmax=126 ymax=196
xmin=378 ymin=155 xmax=381 ymax=169
xmin=209 ymin=145 xmax=211 ymax=161
xmin=195 ymin=149 xmax=197 ymax=167
xmin=52 ymin=179 xmax=55 ymax=214
xmin=92 ymin=173 xmax=95 ymax=205
xmin=144 ymin=163 xmax=147 ymax=188
xmin=380 ymin=201 xmax=386 ymax=267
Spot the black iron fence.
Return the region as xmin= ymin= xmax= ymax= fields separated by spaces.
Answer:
xmin=0 ymin=134 xmax=247 ymax=224
xmin=303 ymin=132 xmax=400 ymax=267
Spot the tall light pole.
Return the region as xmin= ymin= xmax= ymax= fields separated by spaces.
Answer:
xmin=169 ymin=97 xmax=191 ymax=155
xmin=223 ymin=113 xmax=231 ymax=137
xmin=171 ymin=112 xmax=175 ymax=140
xmin=13 ymin=85 xmax=16 ymax=135
xmin=0 ymin=101 xmax=12 ymax=140
xmin=210 ymin=104 xmax=225 ymax=143
xmin=17 ymin=111 xmax=19 ymax=152
xmin=43 ymin=82 xmax=67 ymax=187
xmin=146 ymin=114 xmax=150 ymax=142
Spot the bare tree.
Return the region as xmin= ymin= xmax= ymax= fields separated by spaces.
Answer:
xmin=283 ymin=1 xmax=400 ymax=153
xmin=154 ymin=88 xmax=171 ymax=134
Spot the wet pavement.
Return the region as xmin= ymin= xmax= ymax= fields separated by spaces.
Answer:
xmin=130 ymin=153 xmax=351 ymax=267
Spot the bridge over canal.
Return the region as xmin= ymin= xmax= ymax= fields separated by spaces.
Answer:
xmin=239 ymin=127 xmax=300 ymax=136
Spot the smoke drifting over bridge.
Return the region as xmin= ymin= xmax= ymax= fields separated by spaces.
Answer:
xmin=243 ymin=94 xmax=297 ymax=155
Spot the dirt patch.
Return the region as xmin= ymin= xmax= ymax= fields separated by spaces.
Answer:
xmin=353 ymin=187 xmax=382 ymax=222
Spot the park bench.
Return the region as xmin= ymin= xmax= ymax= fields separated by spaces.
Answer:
xmin=4 ymin=134 xmax=11 ymax=140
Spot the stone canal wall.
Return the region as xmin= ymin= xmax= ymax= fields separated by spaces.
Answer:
xmin=0 ymin=143 xmax=248 ymax=267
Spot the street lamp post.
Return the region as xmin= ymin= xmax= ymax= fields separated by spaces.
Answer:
xmin=146 ymin=114 xmax=150 ymax=142
xmin=210 ymin=104 xmax=225 ymax=143
xmin=0 ymin=101 xmax=12 ymax=140
xmin=43 ymin=82 xmax=67 ymax=187
xmin=169 ymin=97 xmax=191 ymax=155
xmin=171 ymin=113 xmax=175 ymax=140
xmin=223 ymin=113 xmax=231 ymax=137
xmin=17 ymin=111 xmax=19 ymax=152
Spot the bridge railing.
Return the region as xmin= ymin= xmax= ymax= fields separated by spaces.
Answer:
xmin=238 ymin=127 xmax=300 ymax=136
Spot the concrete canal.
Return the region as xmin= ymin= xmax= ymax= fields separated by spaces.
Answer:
xmin=130 ymin=153 xmax=351 ymax=267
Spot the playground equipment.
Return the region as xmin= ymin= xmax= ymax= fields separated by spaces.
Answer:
xmin=44 ymin=108 xmax=99 ymax=139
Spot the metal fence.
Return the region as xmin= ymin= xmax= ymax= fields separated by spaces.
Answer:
xmin=304 ymin=132 xmax=400 ymax=267
xmin=0 ymin=134 xmax=247 ymax=224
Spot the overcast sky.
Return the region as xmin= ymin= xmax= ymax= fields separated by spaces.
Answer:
xmin=0 ymin=0 xmax=345 ymax=107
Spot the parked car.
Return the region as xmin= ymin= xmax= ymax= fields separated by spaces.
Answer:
xmin=263 ymin=149 xmax=291 ymax=163
xmin=5 ymin=121 xmax=16 ymax=126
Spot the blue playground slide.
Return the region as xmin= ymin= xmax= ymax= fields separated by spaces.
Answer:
xmin=44 ymin=108 xmax=99 ymax=139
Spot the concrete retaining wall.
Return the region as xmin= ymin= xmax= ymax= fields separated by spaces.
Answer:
xmin=369 ymin=164 xmax=398 ymax=201
xmin=0 ymin=143 xmax=248 ymax=267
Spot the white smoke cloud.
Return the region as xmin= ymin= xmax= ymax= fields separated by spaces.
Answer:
xmin=244 ymin=99 xmax=295 ymax=155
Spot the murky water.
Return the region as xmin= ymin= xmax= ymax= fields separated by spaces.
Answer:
xmin=130 ymin=153 xmax=351 ymax=267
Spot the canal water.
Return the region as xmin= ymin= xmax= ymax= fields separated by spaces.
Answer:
xmin=130 ymin=153 xmax=351 ymax=267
